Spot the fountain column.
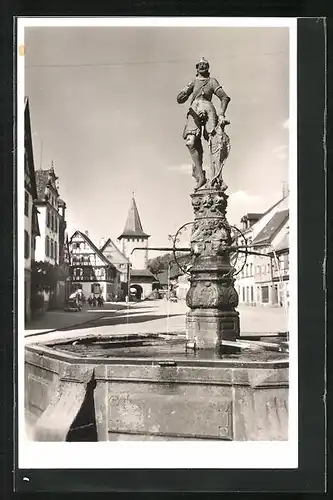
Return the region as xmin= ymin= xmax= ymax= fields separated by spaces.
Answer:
xmin=186 ymin=187 xmax=240 ymax=349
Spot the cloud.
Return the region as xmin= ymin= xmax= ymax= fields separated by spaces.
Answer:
xmin=273 ymin=144 xmax=288 ymax=161
xmin=227 ymin=190 xmax=265 ymax=226
xmin=229 ymin=190 xmax=262 ymax=205
xmin=167 ymin=164 xmax=192 ymax=174
xmin=282 ymin=119 xmax=289 ymax=129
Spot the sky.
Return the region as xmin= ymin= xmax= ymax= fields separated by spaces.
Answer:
xmin=24 ymin=24 xmax=290 ymax=255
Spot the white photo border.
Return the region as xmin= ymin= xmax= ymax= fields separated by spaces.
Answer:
xmin=17 ymin=16 xmax=298 ymax=469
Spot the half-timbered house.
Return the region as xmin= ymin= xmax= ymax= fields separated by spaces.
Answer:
xmin=69 ymin=230 xmax=121 ymax=302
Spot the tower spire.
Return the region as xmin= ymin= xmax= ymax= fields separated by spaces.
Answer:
xmin=118 ymin=195 xmax=150 ymax=239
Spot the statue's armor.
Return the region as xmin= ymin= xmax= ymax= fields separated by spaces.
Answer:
xmin=177 ymin=76 xmax=230 ymax=139
xmin=177 ymin=72 xmax=230 ymax=190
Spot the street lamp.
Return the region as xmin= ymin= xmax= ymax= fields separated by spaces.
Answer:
xmin=126 ymin=261 xmax=131 ymax=302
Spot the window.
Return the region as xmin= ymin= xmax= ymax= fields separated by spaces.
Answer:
xmin=54 ymin=241 xmax=58 ymax=262
xmin=245 ymin=264 xmax=249 ymax=277
xmin=261 ymin=286 xmax=269 ymax=303
xmin=24 ymin=191 xmax=29 ymax=216
xmin=250 ymin=263 xmax=253 ymax=276
xmin=283 ymin=254 xmax=289 ymax=270
xmin=46 ymin=208 xmax=50 ymax=228
xmin=24 ymin=230 xmax=30 ymax=259
xmin=55 ymin=217 xmax=58 ymax=233
xmin=45 ymin=235 xmax=49 ymax=257
xmin=250 ymin=286 xmax=254 ymax=302
xmin=256 ymin=265 xmax=260 ymax=275
xmin=50 ymin=239 xmax=53 ymax=259
xmin=74 ymin=268 xmax=83 ymax=279
xmin=91 ymin=283 xmax=101 ymax=294
xmin=242 ymin=287 xmax=245 ymax=302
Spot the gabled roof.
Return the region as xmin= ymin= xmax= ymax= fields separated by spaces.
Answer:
xmin=35 ymin=166 xmax=59 ymax=201
xmin=100 ymin=237 xmax=129 ymax=262
xmin=69 ymin=230 xmax=117 ymax=268
xmin=118 ymin=196 xmax=150 ymax=239
xmin=240 ymin=213 xmax=263 ymax=222
xmin=253 ymin=209 xmax=289 ymax=246
xmin=58 ymin=198 xmax=66 ymax=208
xmin=131 ymin=269 xmax=157 ymax=280
xmin=261 ymin=194 xmax=288 ymax=218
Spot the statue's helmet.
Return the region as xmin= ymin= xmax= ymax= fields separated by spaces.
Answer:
xmin=196 ymin=57 xmax=210 ymax=69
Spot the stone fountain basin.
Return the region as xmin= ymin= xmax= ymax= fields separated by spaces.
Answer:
xmin=25 ymin=333 xmax=289 ymax=442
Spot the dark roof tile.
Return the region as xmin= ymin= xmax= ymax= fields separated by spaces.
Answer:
xmin=253 ymin=209 xmax=289 ymax=245
xmin=118 ymin=197 xmax=149 ymax=239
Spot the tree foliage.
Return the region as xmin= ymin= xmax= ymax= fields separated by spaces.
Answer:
xmin=147 ymin=253 xmax=174 ymax=275
xmin=31 ymin=261 xmax=58 ymax=293
xmin=148 ymin=252 xmax=192 ymax=276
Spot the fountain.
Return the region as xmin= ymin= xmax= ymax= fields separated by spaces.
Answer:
xmin=25 ymin=58 xmax=289 ymax=442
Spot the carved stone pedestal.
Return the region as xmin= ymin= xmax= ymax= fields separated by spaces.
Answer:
xmin=186 ymin=188 xmax=240 ymax=350
xmin=187 ymin=309 xmax=240 ymax=349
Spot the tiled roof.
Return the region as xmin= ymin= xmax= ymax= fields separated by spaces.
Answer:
xmin=130 ymin=269 xmax=157 ymax=279
xmin=253 ymin=209 xmax=289 ymax=245
xmin=100 ymin=237 xmax=128 ymax=261
xmin=58 ymin=198 xmax=66 ymax=207
xmin=35 ymin=169 xmax=50 ymax=200
xmin=274 ymin=233 xmax=289 ymax=252
xmin=118 ymin=196 xmax=149 ymax=239
xmin=241 ymin=213 xmax=263 ymax=221
xmin=261 ymin=195 xmax=288 ymax=218
xmin=35 ymin=167 xmax=59 ymax=200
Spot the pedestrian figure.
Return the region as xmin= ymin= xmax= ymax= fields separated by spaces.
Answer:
xmin=88 ymin=295 xmax=92 ymax=307
xmin=97 ymin=295 xmax=104 ymax=307
xmin=92 ymin=296 xmax=97 ymax=308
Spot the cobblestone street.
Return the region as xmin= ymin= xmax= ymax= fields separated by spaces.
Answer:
xmin=25 ymin=299 xmax=289 ymax=345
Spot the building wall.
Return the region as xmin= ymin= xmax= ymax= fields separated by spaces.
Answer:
xmin=234 ymin=229 xmax=256 ymax=306
xmin=24 ymin=189 xmax=36 ymax=321
xmin=253 ymin=221 xmax=289 ymax=307
xmin=235 ymin=198 xmax=289 ymax=307
xmin=176 ymin=274 xmax=190 ymax=300
xmin=35 ymin=200 xmax=62 ymax=265
xmin=35 ymin=205 xmax=46 ymax=262
xmin=24 ymin=269 xmax=31 ymax=322
xmin=130 ymin=280 xmax=153 ymax=300
xmin=69 ymin=233 xmax=121 ymax=301
xmin=71 ymin=281 xmax=117 ymax=302
xmin=120 ymin=237 xmax=148 ymax=270
xmin=102 ymin=245 xmax=128 ymax=283
xmin=24 ymin=189 xmax=33 ymax=270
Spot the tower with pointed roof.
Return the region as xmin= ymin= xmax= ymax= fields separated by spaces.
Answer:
xmin=118 ymin=195 xmax=150 ymax=270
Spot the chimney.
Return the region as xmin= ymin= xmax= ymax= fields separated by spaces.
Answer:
xmin=85 ymin=230 xmax=89 ymax=237
xmin=100 ymin=237 xmax=106 ymax=248
xmin=282 ymin=181 xmax=289 ymax=198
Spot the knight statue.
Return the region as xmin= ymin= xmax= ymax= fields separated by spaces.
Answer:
xmin=177 ymin=57 xmax=231 ymax=191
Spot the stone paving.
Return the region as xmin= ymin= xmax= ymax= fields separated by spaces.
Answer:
xmin=24 ymin=302 xmax=127 ymax=337
xmin=24 ymin=298 xmax=289 ymax=345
